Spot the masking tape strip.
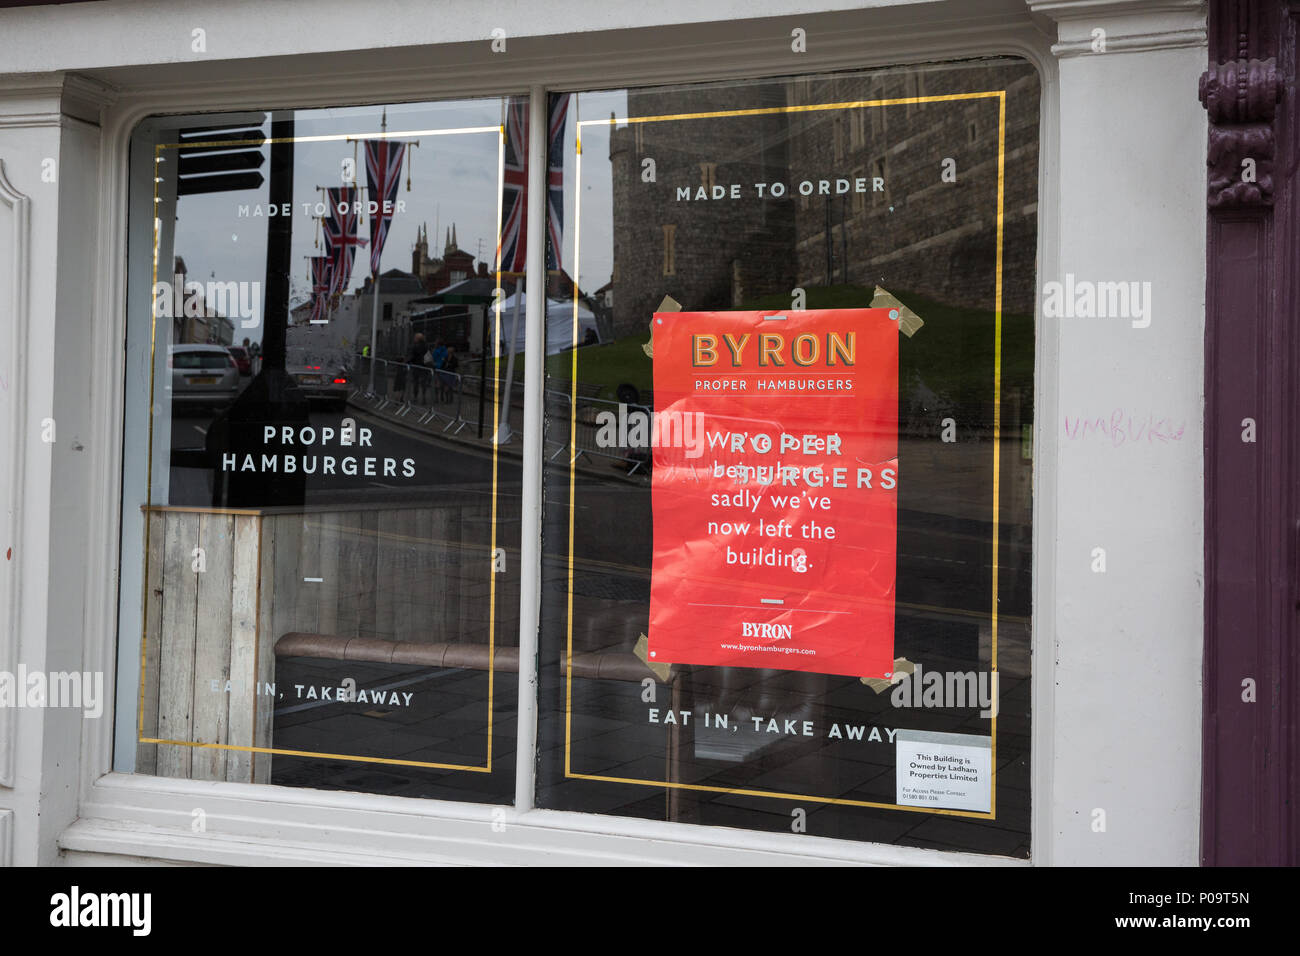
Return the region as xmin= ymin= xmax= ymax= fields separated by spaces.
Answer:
xmin=871 ymin=285 xmax=924 ymax=338
xmin=645 ymin=295 xmax=682 ymax=358
xmin=860 ymin=656 xmax=916 ymax=693
xmin=634 ymin=633 xmax=672 ymax=682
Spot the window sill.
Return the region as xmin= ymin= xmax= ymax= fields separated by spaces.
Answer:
xmin=65 ymin=773 xmax=1026 ymax=866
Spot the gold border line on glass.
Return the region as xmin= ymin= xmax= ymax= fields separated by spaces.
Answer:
xmin=136 ymin=737 xmax=484 ymax=771
xmin=138 ymin=142 xmax=162 ymax=739
xmin=564 ymin=100 xmax=582 ymax=780
xmin=486 ymin=115 xmax=507 ymax=772
xmin=564 ymin=90 xmax=1009 ymax=821
xmin=990 ymin=89 xmax=1007 ymax=817
xmin=573 ymin=92 xmax=1003 ymax=130
xmin=139 ymin=120 xmax=503 ymax=776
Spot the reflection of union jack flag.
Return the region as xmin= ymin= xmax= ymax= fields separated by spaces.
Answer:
xmin=309 ymin=256 xmax=333 ymax=323
xmin=497 ymin=93 xmax=570 ymax=274
xmin=364 ymin=140 xmax=406 ymax=278
xmin=323 ymin=186 xmax=366 ymax=296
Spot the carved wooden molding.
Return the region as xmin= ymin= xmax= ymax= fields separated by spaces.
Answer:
xmin=1200 ymin=57 xmax=1283 ymax=206
xmin=0 ymin=159 xmax=31 ymax=790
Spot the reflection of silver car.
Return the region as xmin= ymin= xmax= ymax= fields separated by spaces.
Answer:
xmin=170 ymin=344 xmax=241 ymax=410
xmin=289 ymin=364 xmax=349 ymax=411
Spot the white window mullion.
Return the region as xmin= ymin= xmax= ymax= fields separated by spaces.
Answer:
xmin=513 ymin=85 xmax=548 ymax=812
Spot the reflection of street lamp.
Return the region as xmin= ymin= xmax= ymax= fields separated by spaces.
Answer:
xmin=205 ymin=110 xmax=311 ymax=509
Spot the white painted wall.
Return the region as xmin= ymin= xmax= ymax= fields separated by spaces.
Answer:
xmin=0 ymin=0 xmax=1209 ymax=866
xmin=0 ymin=80 xmax=108 ymax=865
xmin=1041 ymin=1 xmax=1207 ymax=866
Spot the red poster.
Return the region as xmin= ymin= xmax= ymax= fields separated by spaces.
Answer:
xmin=648 ymin=308 xmax=899 ymax=679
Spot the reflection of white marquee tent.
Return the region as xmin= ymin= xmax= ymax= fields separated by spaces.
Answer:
xmin=496 ymin=291 xmax=601 ymax=355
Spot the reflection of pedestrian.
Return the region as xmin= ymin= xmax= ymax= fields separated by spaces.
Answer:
xmin=393 ymin=349 xmax=407 ymax=397
xmin=407 ymin=332 xmax=431 ymax=404
xmin=437 ymin=347 xmax=458 ymax=403
xmin=430 ymin=339 xmax=447 ymax=402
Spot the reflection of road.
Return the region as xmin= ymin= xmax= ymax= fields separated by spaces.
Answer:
xmin=168 ymin=401 xmax=497 ymax=506
xmin=301 ymin=407 xmax=496 ymax=492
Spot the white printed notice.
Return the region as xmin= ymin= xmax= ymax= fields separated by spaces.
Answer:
xmin=895 ymin=729 xmax=992 ymax=813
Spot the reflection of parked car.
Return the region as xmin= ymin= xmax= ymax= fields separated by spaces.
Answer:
xmin=289 ymin=364 xmax=349 ymax=411
xmin=170 ymin=344 xmax=241 ymax=411
xmin=227 ymin=346 xmax=251 ymax=375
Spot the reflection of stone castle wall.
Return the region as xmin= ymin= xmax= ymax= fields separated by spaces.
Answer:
xmin=610 ymin=84 xmax=796 ymax=339
xmin=609 ymin=61 xmax=1040 ymax=336
xmin=786 ymin=63 xmax=1039 ymax=315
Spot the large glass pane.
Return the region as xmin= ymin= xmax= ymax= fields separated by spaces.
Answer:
xmin=120 ymin=95 xmax=531 ymax=803
xmin=539 ymin=60 xmax=1036 ymax=855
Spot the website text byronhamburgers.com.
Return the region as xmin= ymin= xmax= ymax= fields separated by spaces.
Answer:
xmin=720 ymin=642 xmax=815 ymax=656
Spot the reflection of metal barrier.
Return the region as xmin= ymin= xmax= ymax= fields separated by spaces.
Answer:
xmin=345 ymin=354 xmax=655 ymax=474
xmin=543 ymin=394 xmax=653 ymax=476
xmin=347 ymin=353 xmax=506 ymax=438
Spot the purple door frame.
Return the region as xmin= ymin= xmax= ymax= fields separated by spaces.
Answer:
xmin=1200 ymin=0 xmax=1297 ymax=865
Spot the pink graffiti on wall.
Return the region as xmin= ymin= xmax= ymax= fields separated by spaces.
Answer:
xmin=1063 ymin=409 xmax=1186 ymax=447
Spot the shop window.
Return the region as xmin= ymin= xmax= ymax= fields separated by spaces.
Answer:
xmin=542 ymin=59 xmax=1038 ymax=856
xmin=115 ymin=58 xmax=1040 ymax=859
xmin=118 ymin=95 xmax=530 ymax=804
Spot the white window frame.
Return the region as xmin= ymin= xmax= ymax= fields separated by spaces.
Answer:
xmin=62 ymin=11 xmax=1062 ymax=867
